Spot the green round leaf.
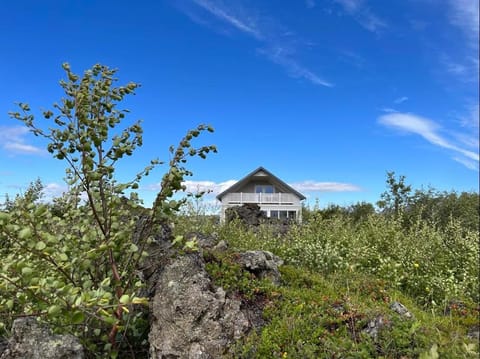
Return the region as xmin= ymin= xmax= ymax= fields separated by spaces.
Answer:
xmin=119 ymin=294 xmax=130 ymax=304
xmin=18 ymin=227 xmax=32 ymax=239
xmin=48 ymin=305 xmax=61 ymax=316
xmin=71 ymin=311 xmax=85 ymax=324
xmin=21 ymin=267 xmax=33 ymax=275
xmin=35 ymin=241 xmax=46 ymax=250
xmin=58 ymin=253 xmax=69 ymax=262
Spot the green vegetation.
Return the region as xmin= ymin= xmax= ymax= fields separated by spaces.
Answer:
xmin=176 ymin=180 xmax=479 ymax=358
xmin=0 ymin=63 xmax=216 ymax=357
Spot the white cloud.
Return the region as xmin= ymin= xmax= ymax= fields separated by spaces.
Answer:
xmin=437 ymin=2 xmax=479 ymax=83
xmin=393 ymin=96 xmax=408 ymax=104
xmin=42 ymin=183 xmax=68 ymax=200
xmin=447 ymin=0 xmax=479 ymax=47
xmin=142 ymin=179 xmax=237 ymax=195
xmin=182 ymin=0 xmax=332 ymax=87
xmin=182 ymin=179 xmax=237 ymax=194
xmin=192 ymin=0 xmax=263 ymax=39
xmin=290 ymin=181 xmax=361 ymax=192
xmin=439 ymin=53 xmax=479 ymax=84
xmin=0 ymin=126 xmax=46 ymax=156
xmin=381 ymin=108 xmax=398 ymax=113
xmin=459 ymin=104 xmax=479 ymax=130
xmin=4 ymin=142 xmax=44 ymax=155
xmin=143 ymin=179 xmax=360 ymax=195
xmin=378 ymin=112 xmax=479 ymax=169
xmin=452 ymin=157 xmax=478 ymax=171
xmin=259 ymin=47 xmax=333 ymax=87
xmin=189 ymin=179 xmax=363 ymax=194
xmin=452 ymin=104 xmax=479 ymax=151
xmin=334 ymin=0 xmax=387 ymax=32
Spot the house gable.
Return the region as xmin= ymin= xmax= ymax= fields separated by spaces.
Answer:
xmin=216 ymin=166 xmax=306 ymax=201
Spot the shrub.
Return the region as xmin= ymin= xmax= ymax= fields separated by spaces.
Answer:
xmin=0 ymin=63 xmax=216 ymax=357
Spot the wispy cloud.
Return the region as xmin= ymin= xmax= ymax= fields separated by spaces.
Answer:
xmin=183 ymin=179 xmax=237 ymax=194
xmin=0 ymin=126 xmax=46 ymax=156
xmin=393 ymin=96 xmax=408 ymax=104
xmin=439 ymin=53 xmax=479 ymax=83
xmin=290 ymin=181 xmax=361 ymax=192
xmin=305 ymin=0 xmax=316 ymax=9
xmin=452 ymin=104 xmax=479 ymax=152
xmin=259 ymin=47 xmax=333 ymax=87
xmin=458 ymin=104 xmax=479 ymax=130
xmin=436 ymin=1 xmax=479 ymax=84
xmin=378 ymin=112 xmax=479 ymax=169
xmin=452 ymin=157 xmax=478 ymax=171
xmin=142 ymin=179 xmax=237 ymax=195
xmin=380 ymin=108 xmax=398 ymax=113
xmin=144 ymin=178 xmax=360 ymax=195
xmin=179 ymin=0 xmax=332 ymax=87
xmin=333 ymin=0 xmax=387 ymax=32
xmin=447 ymin=0 xmax=479 ymax=48
xmin=192 ymin=0 xmax=262 ymax=39
xmin=42 ymin=182 xmax=69 ymax=201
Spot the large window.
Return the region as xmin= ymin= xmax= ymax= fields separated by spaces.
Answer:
xmin=269 ymin=210 xmax=297 ymax=220
xmin=255 ymin=185 xmax=274 ymax=194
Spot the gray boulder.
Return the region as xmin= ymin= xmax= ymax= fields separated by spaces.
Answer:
xmin=184 ymin=232 xmax=218 ymax=249
xmin=225 ymin=203 xmax=266 ymax=226
xmin=149 ymin=253 xmax=251 ymax=358
xmin=363 ymin=315 xmax=390 ymax=340
xmin=467 ymin=325 xmax=479 ymax=340
xmin=389 ymin=301 xmax=414 ymax=319
xmin=238 ymin=250 xmax=284 ymax=285
xmin=0 ymin=317 xmax=84 ymax=359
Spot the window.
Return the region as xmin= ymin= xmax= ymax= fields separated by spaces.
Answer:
xmin=279 ymin=211 xmax=288 ymax=219
xmin=255 ymin=185 xmax=274 ymax=194
xmin=270 ymin=210 xmax=279 ymax=219
xmin=288 ymin=211 xmax=296 ymax=219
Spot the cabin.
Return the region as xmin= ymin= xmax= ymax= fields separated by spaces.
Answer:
xmin=216 ymin=167 xmax=306 ymax=223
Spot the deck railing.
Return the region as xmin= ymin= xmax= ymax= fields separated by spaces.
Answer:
xmin=222 ymin=192 xmax=298 ymax=205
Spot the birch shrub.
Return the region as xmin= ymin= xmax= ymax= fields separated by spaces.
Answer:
xmin=221 ymin=214 xmax=478 ymax=309
xmin=0 ymin=63 xmax=216 ymax=357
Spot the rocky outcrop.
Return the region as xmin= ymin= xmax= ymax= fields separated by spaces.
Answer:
xmin=225 ymin=203 xmax=266 ymax=226
xmin=149 ymin=253 xmax=252 ymax=358
xmin=363 ymin=301 xmax=414 ymax=341
xmin=0 ymin=317 xmax=84 ymax=359
xmin=184 ymin=232 xmax=218 ymax=249
xmin=467 ymin=325 xmax=479 ymax=340
xmin=363 ymin=315 xmax=390 ymax=340
xmin=390 ymin=301 xmax=414 ymax=319
xmin=238 ymin=250 xmax=284 ymax=285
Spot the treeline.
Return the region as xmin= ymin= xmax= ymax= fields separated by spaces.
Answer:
xmin=304 ymin=172 xmax=479 ymax=232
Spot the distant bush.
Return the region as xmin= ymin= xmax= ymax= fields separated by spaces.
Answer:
xmin=219 ymin=213 xmax=478 ymax=309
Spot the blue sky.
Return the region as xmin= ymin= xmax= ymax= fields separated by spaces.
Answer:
xmin=0 ymin=0 xmax=478 ymax=208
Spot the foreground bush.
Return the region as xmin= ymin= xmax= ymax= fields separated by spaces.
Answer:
xmin=0 ymin=63 xmax=216 ymax=357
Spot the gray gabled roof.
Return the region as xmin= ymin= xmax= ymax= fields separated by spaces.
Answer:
xmin=216 ymin=166 xmax=306 ymax=201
